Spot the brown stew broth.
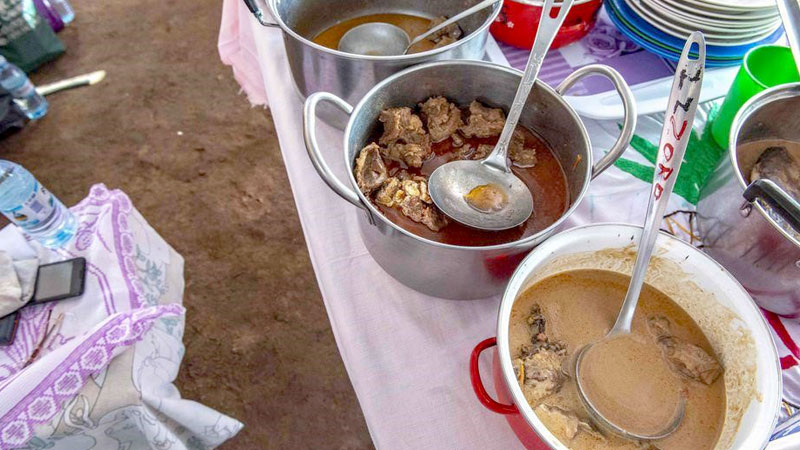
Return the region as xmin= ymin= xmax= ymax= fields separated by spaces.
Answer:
xmin=312 ymin=13 xmax=438 ymax=54
xmin=373 ymin=126 xmax=570 ymax=246
xmin=511 ymin=270 xmax=725 ymax=450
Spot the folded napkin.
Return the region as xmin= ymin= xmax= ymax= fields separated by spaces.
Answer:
xmin=0 ymin=251 xmax=38 ymax=318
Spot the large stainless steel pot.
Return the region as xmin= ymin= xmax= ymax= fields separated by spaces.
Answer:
xmin=469 ymin=224 xmax=781 ymax=450
xmin=244 ymin=0 xmax=502 ymax=128
xmin=697 ymin=83 xmax=800 ymax=317
xmin=303 ymin=60 xmax=636 ymax=299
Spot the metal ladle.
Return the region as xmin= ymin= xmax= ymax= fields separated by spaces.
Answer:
xmin=338 ymin=0 xmax=499 ymax=56
xmin=573 ymin=33 xmax=706 ymax=441
xmin=427 ymin=0 xmax=573 ymax=231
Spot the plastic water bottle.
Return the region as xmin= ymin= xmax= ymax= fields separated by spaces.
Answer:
xmin=0 ymin=161 xmax=77 ymax=248
xmin=0 ymin=57 xmax=48 ymax=120
xmin=46 ymin=0 xmax=75 ymax=24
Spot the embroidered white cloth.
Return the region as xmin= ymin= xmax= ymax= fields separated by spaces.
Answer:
xmin=0 ymin=184 xmax=243 ymax=450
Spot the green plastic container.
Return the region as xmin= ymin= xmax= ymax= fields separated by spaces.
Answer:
xmin=711 ymin=45 xmax=800 ymax=149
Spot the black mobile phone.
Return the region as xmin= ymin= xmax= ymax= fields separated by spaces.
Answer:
xmin=31 ymin=257 xmax=86 ymax=305
xmin=0 ymin=312 xmax=19 ymax=346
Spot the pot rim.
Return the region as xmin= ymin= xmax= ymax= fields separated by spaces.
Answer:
xmin=342 ymin=59 xmax=594 ymax=252
xmin=729 ymin=81 xmax=800 ymax=248
xmin=268 ymin=0 xmax=502 ymax=62
xmin=494 ymin=222 xmax=783 ymax=450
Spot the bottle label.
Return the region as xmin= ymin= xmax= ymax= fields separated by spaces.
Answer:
xmin=2 ymin=182 xmax=56 ymax=231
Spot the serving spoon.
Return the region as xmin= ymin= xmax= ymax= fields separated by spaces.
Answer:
xmin=338 ymin=0 xmax=499 ymax=56
xmin=427 ymin=0 xmax=573 ymax=231
xmin=573 ymin=32 xmax=706 ymax=441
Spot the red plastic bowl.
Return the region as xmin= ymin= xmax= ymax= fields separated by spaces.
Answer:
xmin=490 ymin=0 xmax=603 ymax=49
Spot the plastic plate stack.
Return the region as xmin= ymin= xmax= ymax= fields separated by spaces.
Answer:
xmin=605 ymin=0 xmax=783 ymax=66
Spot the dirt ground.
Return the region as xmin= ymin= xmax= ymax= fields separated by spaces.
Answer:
xmin=0 ymin=0 xmax=373 ymax=448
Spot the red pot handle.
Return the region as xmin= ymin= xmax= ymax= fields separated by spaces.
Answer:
xmin=470 ymin=337 xmax=519 ymax=415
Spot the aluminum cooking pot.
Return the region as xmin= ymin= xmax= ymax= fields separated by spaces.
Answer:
xmin=303 ymin=60 xmax=636 ymax=299
xmin=243 ymin=0 xmax=501 ymax=128
xmin=697 ymin=83 xmax=800 ymax=317
xmin=470 ymin=223 xmax=781 ymax=450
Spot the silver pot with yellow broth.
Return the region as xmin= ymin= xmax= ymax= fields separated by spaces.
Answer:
xmin=242 ymin=0 xmax=501 ymax=128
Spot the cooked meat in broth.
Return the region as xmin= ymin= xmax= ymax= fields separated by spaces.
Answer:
xmin=353 ymin=97 xmax=568 ymax=245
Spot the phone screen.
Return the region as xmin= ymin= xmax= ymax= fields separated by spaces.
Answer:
xmin=32 ymin=257 xmax=86 ymax=304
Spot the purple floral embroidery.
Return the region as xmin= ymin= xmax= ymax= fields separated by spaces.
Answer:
xmin=586 ymin=24 xmax=639 ymax=59
xmin=0 ymin=304 xmax=184 ymax=448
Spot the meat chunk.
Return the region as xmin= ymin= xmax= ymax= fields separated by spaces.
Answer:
xmin=526 ymin=305 xmax=548 ymax=342
xmin=509 ymin=128 xmax=538 ymax=168
xmin=648 ymin=315 xmax=722 ymax=385
xmin=658 ymin=336 xmax=722 ymax=385
xmin=379 ymin=107 xmax=431 ymax=167
xmin=535 ymin=405 xmax=604 ymax=441
xmin=419 ymin=96 xmax=463 ymax=143
xmin=375 ymin=176 xmax=448 ymax=231
xmin=513 ymin=304 xmax=568 ymax=404
xmin=460 ymin=101 xmax=505 ymax=138
xmin=383 ymin=142 xmax=430 ymax=168
xmin=647 ymin=316 xmax=672 ymax=339
xmin=472 ymin=144 xmax=493 ymax=161
xmin=751 ymin=146 xmax=800 ymax=200
xmin=426 ymin=16 xmax=463 ymax=48
xmin=375 ymin=177 xmax=403 ymax=207
xmin=451 ymin=132 xmax=465 ymax=148
xmin=354 ymin=143 xmax=387 ymax=194
xmin=513 ymin=341 xmax=568 ymax=404
xmin=400 ymin=196 xmax=448 ymax=231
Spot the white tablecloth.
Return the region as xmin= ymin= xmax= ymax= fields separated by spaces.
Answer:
xmin=228 ymin=4 xmax=800 ymax=448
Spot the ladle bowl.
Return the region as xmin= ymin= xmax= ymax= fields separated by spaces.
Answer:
xmin=338 ymin=23 xmax=411 ymax=56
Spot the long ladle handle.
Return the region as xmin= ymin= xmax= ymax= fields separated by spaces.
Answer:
xmin=608 ymin=33 xmax=706 ymax=337
xmin=777 ymin=0 xmax=800 ymax=74
xmin=482 ymin=0 xmax=574 ymax=172
xmin=405 ymin=0 xmax=499 ymax=53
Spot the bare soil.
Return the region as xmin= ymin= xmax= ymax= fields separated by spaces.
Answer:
xmin=0 ymin=0 xmax=373 ymax=448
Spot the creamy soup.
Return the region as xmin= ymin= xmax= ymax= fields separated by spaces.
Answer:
xmin=510 ymin=269 xmax=725 ymax=450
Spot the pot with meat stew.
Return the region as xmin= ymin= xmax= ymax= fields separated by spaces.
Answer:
xmin=470 ymin=223 xmax=782 ymax=450
xmin=304 ymin=60 xmax=636 ymax=299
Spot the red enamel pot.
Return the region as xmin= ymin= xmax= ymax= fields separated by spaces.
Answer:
xmin=468 ymin=224 xmax=783 ymax=450
xmin=490 ymin=0 xmax=603 ymax=49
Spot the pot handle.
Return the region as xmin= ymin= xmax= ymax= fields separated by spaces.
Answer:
xmin=743 ymin=179 xmax=800 ymax=231
xmin=470 ymin=337 xmax=519 ymax=415
xmin=556 ymin=64 xmax=637 ymax=180
xmin=241 ymin=0 xmax=280 ymax=27
xmin=303 ymin=92 xmax=375 ymax=223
